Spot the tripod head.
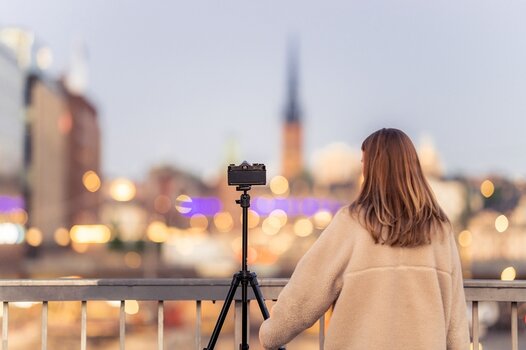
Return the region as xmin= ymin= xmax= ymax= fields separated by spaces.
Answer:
xmin=236 ymin=185 xmax=251 ymax=208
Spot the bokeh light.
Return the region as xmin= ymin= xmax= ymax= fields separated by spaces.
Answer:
xmin=26 ymin=227 xmax=43 ymax=246
xmin=82 ymin=170 xmax=101 ymax=192
xmin=269 ymin=209 xmax=287 ymax=227
xmin=458 ymin=230 xmax=472 ymax=248
xmin=270 ymin=176 xmax=289 ymax=196
xmin=501 ymin=266 xmax=516 ymax=281
xmin=109 ymin=178 xmax=136 ymax=201
xmin=54 ymin=227 xmax=70 ymax=246
xmin=495 ymin=215 xmax=509 ymax=233
xmin=213 ymin=212 xmax=234 ymax=233
xmin=313 ymin=210 xmax=332 ymax=229
xmin=70 ymin=225 xmax=111 ymax=243
xmin=175 ymin=195 xmax=193 ymax=214
xmin=124 ymin=300 xmax=139 ymax=315
xmin=294 ymin=218 xmax=313 ymax=237
xmin=124 ymin=251 xmax=142 ymax=269
xmin=11 ymin=302 xmax=38 ymax=309
xmin=0 ymin=223 xmax=24 ymax=244
xmin=190 ymin=214 xmax=209 ymax=232
xmin=10 ymin=209 xmax=28 ymax=225
xmin=262 ymin=217 xmax=281 ymax=236
xmin=480 ymin=180 xmax=494 ymax=198
xmin=147 ymin=221 xmax=168 ymax=243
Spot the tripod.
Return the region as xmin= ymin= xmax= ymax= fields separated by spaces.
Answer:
xmin=204 ymin=185 xmax=284 ymax=350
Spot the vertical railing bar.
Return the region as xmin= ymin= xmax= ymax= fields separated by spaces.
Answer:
xmin=511 ymin=302 xmax=518 ymax=350
xmin=81 ymin=301 xmax=87 ymax=350
xmin=472 ymin=301 xmax=479 ymax=350
xmin=234 ymin=300 xmax=242 ymax=348
xmin=41 ymin=301 xmax=48 ymax=350
xmin=2 ymin=302 xmax=8 ymax=350
xmin=158 ymin=301 xmax=164 ymax=350
xmin=120 ymin=300 xmax=125 ymax=350
xmin=319 ymin=314 xmax=325 ymax=350
xmin=195 ymin=300 xmax=202 ymax=350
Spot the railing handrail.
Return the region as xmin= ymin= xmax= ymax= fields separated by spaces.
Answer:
xmin=0 ymin=278 xmax=525 ymax=302
xmin=1 ymin=278 xmax=525 ymax=350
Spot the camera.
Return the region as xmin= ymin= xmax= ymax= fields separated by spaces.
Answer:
xmin=227 ymin=161 xmax=266 ymax=186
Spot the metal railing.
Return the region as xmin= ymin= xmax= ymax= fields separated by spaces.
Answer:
xmin=465 ymin=280 xmax=526 ymax=350
xmin=0 ymin=278 xmax=525 ymax=349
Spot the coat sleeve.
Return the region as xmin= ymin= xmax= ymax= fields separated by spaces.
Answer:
xmin=446 ymin=234 xmax=470 ymax=350
xmin=259 ymin=208 xmax=353 ymax=350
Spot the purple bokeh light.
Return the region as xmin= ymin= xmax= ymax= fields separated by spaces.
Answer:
xmin=0 ymin=196 xmax=25 ymax=213
xmin=253 ymin=197 xmax=343 ymax=217
xmin=178 ymin=196 xmax=343 ymax=218
xmin=180 ymin=197 xmax=223 ymax=217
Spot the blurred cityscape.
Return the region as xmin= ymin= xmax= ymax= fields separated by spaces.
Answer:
xmin=1 ymin=26 xmax=526 ymax=349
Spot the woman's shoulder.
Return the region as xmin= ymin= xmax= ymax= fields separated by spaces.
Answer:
xmin=331 ymin=205 xmax=355 ymax=226
xmin=333 ymin=205 xmax=370 ymax=232
xmin=323 ymin=205 xmax=365 ymax=239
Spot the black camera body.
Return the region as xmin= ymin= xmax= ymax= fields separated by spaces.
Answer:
xmin=227 ymin=161 xmax=266 ymax=186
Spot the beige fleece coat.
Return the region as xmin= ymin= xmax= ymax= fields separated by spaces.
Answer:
xmin=259 ymin=207 xmax=470 ymax=350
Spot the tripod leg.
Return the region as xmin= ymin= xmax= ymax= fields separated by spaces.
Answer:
xmin=248 ymin=273 xmax=270 ymax=319
xmin=204 ymin=274 xmax=241 ymax=350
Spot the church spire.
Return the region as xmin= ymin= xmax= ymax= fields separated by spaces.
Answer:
xmin=284 ymin=38 xmax=301 ymax=124
xmin=281 ymin=37 xmax=304 ymax=180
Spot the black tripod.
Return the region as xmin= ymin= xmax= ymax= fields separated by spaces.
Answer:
xmin=204 ymin=185 xmax=284 ymax=350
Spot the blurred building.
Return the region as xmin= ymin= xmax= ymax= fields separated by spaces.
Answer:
xmin=281 ymin=40 xmax=303 ymax=180
xmin=144 ymin=165 xmax=210 ymax=227
xmin=25 ymin=74 xmax=101 ymax=244
xmin=64 ymin=84 xmax=101 ymax=226
xmin=0 ymin=42 xmax=26 ymax=269
xmin=0 ymin=43 xmax=25 ymax=216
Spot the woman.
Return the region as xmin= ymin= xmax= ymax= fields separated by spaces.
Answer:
xmin=259 ymin=128 xmax=470 ymax=350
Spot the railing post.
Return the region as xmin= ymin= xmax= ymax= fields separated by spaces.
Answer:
xmin=2 ymin=302 xmax=7 ymax=350
xmin=81 ymin=301 xmax=87 ymax=350
xmin=472 ymin=301 xmax=479 ymax=350
xmin=120 ymin=300 xmax=125 ymax=350
xmin=511 ymin=302 xmax=518 ymax=350
xmin=319 ymin=314 xmax=325 ymax=350
xmin=195 ymin=300 xmax=201 ymax=350
xmin=41 ymin=301 xmax=47 ymax=350
xmin=158 ymin=301 xmax=163 ymax=350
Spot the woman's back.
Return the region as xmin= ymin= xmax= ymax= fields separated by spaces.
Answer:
xmin=327 ymin=209 xmax=468 ymax=349
xmin=259 ymin=208 xmax=469 ymax=350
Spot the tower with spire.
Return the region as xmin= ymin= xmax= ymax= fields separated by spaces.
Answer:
xmin=281 ymin=39 xmax=303 ymax=179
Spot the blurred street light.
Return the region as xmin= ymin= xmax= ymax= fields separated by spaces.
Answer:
xmin=109 ymin=178 xmax=136 ymax=201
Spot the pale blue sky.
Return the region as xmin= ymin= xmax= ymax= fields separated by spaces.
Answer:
xmin=1 ymin=0 xmax=526 ymax=180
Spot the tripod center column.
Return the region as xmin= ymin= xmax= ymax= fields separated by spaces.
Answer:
xmin=240 ymin=192 xmax=250 ymax=272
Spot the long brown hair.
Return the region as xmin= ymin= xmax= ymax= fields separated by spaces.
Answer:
xmin=349 ymin=128 xmax=449 ymax=247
